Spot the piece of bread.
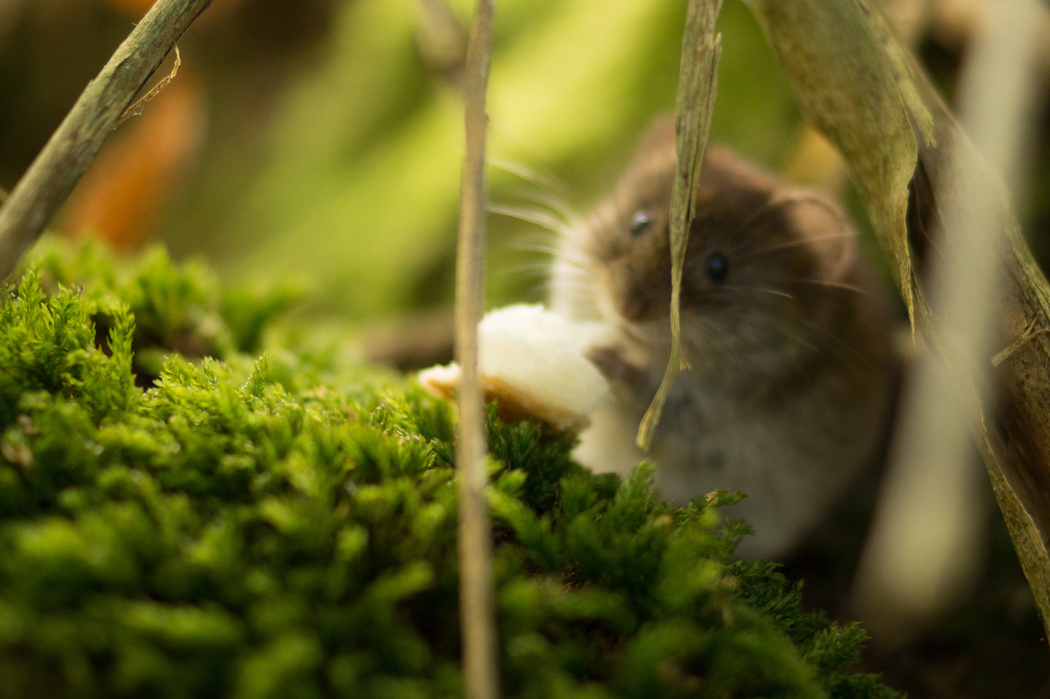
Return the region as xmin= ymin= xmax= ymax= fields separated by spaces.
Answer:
xmin=418 ymin=304 xmax=611 ymax=432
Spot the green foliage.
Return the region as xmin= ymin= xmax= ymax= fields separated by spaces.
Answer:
xmin=26 ymin=238 xmax=302 ymax=380
xmin=166 ymin=0 xmax=800 ymax=317
xmin=0 ymin=243 xmax=899 ymax=698
xmin=0 ymin=267 xmax=136 ymax=428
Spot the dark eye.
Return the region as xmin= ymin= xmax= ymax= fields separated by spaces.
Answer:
xmin=704 ymin=252 xmax=729 ymax=282
xmin=629 ymin=210 xmax=651 ymax=236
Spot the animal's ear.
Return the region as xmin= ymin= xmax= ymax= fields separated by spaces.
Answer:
xmin=634 ymin=115 xmax=676 ymax=155
xmin=627 ymin=116 xmax=678 ymax=175
xmin=776 ymin=191 xmax=857 ymax=282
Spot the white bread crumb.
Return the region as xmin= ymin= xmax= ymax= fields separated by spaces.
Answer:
xmin=418 ymin=304 xmax=611 ymax=432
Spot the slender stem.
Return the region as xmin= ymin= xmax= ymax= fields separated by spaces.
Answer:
xmin=454 ymin=2 xmax=499 ymax=699
xmin=636 ymin=0 xmax=723 ymax=450
xmin=0 ymin=0 xmax=212 ymax=279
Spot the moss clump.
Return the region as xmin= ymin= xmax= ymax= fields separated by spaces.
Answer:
xmin=29 ymin=239 xmax=302 ymax=381
xmin=0 ymin=242 xmax=900 ymax=698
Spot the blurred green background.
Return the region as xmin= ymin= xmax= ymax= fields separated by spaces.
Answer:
xmin=1 ymin=0 xmax=806 ymax=323
xmin=2 ymin=0 xmax=1048 ymax=329
xmin=2 ymin=1 xmax=1049 ymax=696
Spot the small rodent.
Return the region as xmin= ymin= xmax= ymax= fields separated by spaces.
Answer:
xmin=550 ymin=117 xmax=897 ymax=559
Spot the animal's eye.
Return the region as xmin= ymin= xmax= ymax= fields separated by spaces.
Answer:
xmin=629 ymin=211 xmax=651 ymax=236
xmin=704 ymin=252 xmax=729 ymax=282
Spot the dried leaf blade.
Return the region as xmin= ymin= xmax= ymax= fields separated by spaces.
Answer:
xmin=746 ymin=0 xmax=921 ymax=327
xmin=636 ymin=0 xmax=723 ymax=451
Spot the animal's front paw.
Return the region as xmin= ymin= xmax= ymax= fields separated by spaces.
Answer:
xmin=586 ymin=347 xmax=646 ymax=387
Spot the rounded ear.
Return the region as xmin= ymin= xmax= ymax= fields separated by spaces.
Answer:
xmin=627 ymin=116 xmax=678 ymax=175
xmin=774 ymin=190 xmax=858 ymax=282
xmin=634 ymin=115 xmax=676 ymax=155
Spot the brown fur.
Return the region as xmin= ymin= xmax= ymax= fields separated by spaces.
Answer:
xmin=551 ymin=117 xmax=897 ymax=558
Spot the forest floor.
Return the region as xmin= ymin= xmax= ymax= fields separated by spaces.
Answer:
xmin=780 ymin=469 xmax=1050 ymax=699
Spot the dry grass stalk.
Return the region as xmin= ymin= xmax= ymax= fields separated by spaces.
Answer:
xmin=747 ymin=0 xmax=930 ymax=331
xmin=636 ymin=0 xmax=724 ymax=451
xmin=454 ymin=1 xmax=499 ymax=698
xmin=0 ymin=0 xmax=212 ymax=279
xmin=854 ymin=0 xmax=1044 ymax=641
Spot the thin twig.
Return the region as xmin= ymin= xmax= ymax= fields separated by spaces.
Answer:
xmin=636 ymin=0 xmax=723 ymax=450
xmin=0 ymin=0 xmax=212 ymax=279
xmin=454 ymin=2 xmax=498 ymax=699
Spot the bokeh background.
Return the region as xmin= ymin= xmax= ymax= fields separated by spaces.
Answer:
xmin=1 ymin=0 xmax=1049 ymax=695
xmin=1 ymin=0 xmax=821 ymax=322
xmin=4 ymin=0 xmax=1049 ymax=321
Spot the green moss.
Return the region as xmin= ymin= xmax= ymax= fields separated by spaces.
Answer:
xmin=0 ymin=242 xmax=900 ymax=698
xmin=28 ymin=238 xmax=302 ymax=381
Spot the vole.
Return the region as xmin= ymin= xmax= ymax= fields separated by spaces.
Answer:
xmin=550 ymin=117 xmax=897 ymax=559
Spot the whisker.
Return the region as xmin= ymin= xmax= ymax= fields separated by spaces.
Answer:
xmin=506 ymin=188 xmax=579 ymax=225
xmin=743 ymin=231 xmax=857 ymax=258
xmin=550 ymin=271 xmax=594 ymax=291
xmin=719 ymin=285 xmax=796 ymax=300
xmin=770 ymin=190 xmax=849 ymax=221
xmin=488 ymin=157 xmax=566 ymax=194
xmin=558 ymin=235 xmax=603 ymax=265
xmin=685 ymin=295 xmax=877 ymax=370
xmin=489 ymin=204 xmax=568 ymax=234
xmin=719 ymin=190 xmax=852 ymax=258
xmin=539 ymin=244 xmax=594 ymax=271
xmin=682 ymin=315 xmax=828 ymax=363
xmin=513 ymin=240 xmax=560 ymax=255
xmin=775 ymin=328 xmax=827 ymax=358
xmin=511 ymin=236 xmax=599 ymax=275
xmin=512 ymin=237 xmax=575 ymax=257
xmin=499 ymin=261 xmax=554 ymax=277
xmin=718 ymin=197 xmax=789 ymax=256
xmin=782 ymin=313 xmax=877 ymax=371
xmin=551 ymin=277 xmax=596 ymax=293
xmin=780 ymin=278 xmax=870 ymax=295
xmin=527 ymin=280 xmax=554 ymax=298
